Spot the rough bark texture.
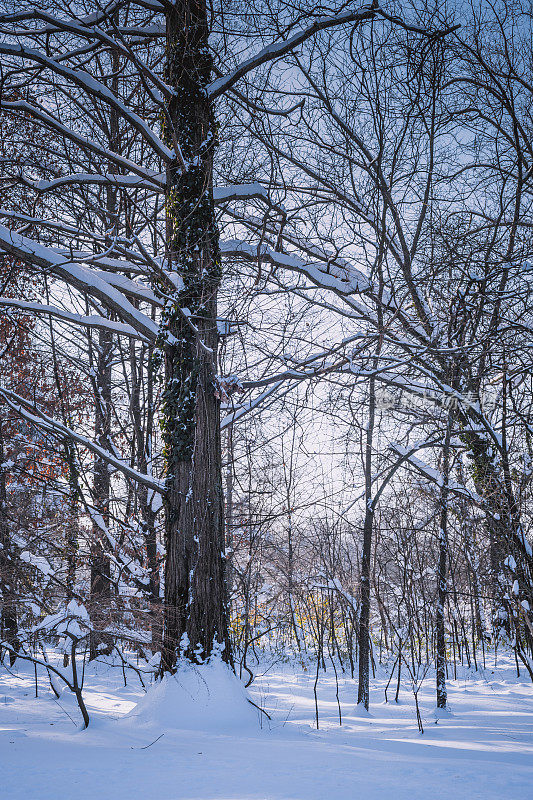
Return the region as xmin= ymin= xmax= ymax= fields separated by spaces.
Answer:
xmin=160 ymin=0 xmax=231 ymax=672
xmin=462 ymin=421 xmax=533 ymax=678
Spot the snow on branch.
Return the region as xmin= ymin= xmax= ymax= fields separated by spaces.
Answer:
xmin=0 ymin=45 xmax=172 ymax=160
xmin=2 ymin=100 xmax=161 ymax=183
xmin=208 ymin=5 xmax=378 ymax=98
xmin=32 ymin=172 xmax=165 ymax=193
xmin=0 ymin=225 xmax=162 ymax=343
xmin=389 ymin=442 xmax=484 ymax=506
xmin=0 ymin=298 xmax=150 ymax=341
xmin=0 ymin=3 xmax=123 ymax=31
xmin=0 ymin=209 xmax=127 ymax=245
xmin=0 ymin=387 xmax=164 ymax=494
xmin=221 ymin=380 xmax=292 ymax=429
xmin=241 ymin=331 xmax=366 ymax=389
xmin=208 ymin=5 xmax=454 ymax=99
xmin=214 ymin=183 xmax=284 ymax=213
xmin=220 ymin=239 xmax=369 ymax=295
xmin=0 ymin=5 xmax=169 ymax=100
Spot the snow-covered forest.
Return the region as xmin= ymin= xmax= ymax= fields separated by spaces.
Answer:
xmin=0 ymin=1 xmax=532 ymax=797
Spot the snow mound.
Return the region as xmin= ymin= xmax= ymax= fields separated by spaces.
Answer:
xmin=123 ymin=660 xmax=259 ymax=734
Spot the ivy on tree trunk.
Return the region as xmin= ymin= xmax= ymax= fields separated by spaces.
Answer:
xmin=159 ymin=0 xmax=231 ymax=672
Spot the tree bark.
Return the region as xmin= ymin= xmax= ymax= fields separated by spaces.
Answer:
xmin=357 ymin=367 xmax=377 ymax=709
xmin=89 ymin=27 xmax=120 ymax=657
xmin=160 ymin=0 xmax=231 ymax=672
xmin=0 ymin=416 xmax=20 ymax=664
xmin=436 ymin=414 xmax=452 ymax=709
xmin=461 ymin=420 xmax=533 ymax=677
xmin=89 ymin=327 xmax=113 ymax=658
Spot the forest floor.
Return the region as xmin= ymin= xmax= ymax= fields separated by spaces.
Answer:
xmin=1 ymin=651 xmax=532 ymax=800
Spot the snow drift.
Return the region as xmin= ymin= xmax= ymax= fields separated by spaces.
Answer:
xmin=122 ymin=659 xmax=259 ymax=734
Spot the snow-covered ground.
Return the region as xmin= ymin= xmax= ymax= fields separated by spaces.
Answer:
xmin=1 ymin=654 xmax=532 ymax=799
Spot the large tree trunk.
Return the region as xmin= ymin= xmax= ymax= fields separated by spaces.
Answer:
xmin=160 ymin=0 xmax=231 ymax=672
xmin=462 ymin=422 xmax=533 ymax=678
